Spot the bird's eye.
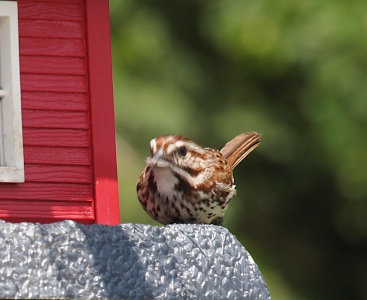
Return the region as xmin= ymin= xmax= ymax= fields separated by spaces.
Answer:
xmin=177 ymin=146 xmax=187 ymax=157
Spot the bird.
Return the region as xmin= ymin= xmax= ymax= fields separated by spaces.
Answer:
xmin=136 ymin=132 xmax=261 ymax=226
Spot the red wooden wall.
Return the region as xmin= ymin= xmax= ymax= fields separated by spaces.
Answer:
xmin=0 ymin=0 xmax=120 ymax=224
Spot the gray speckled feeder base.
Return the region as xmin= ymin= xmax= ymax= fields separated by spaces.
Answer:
xmin=0 ymin=220 xmax=271 ymax=299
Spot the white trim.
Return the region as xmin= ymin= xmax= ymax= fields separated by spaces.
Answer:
xmin=0 ymin=1 xmax=24 ymax=183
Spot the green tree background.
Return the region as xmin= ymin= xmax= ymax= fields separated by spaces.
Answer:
xmin=109 ymin=1 xmax=367 ymax=299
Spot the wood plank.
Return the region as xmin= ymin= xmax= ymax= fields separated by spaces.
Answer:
xmin=24 ymin=146 xmax=91 ymax=165
xmin=0 ymin=182 xmax=92 ymax=201
xmin=86 ymin=0 xmax=120 ymax=225
xmin=18 ymin=0 xmax=83 ymax=3
xmin=23 ymin=128 xmax=90 ymax=147
xmin=22 ymin=110 xmax=89 ymax=129
xmin=19 ymin=19 xmax=85 ymax=39
xmin=20 ymin=56 xmax=87 ymax=75
xmin=19 ymin=37 xmax=86 ymax=57
xmin=25 ymin=164 xmax=92 ymax=183
xmin=20 ymin=74 xmax=88 ymax=93
xmin=0 ymin=200 xmax=94 ymax=222
xmin=21 ymin=92 xmax=89 ymax=111
xmin=18 ymin=2 xmax=84 ymax=22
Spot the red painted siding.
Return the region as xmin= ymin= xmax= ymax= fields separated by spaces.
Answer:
xmin=0 ymin=0 xmax=119 ymax=224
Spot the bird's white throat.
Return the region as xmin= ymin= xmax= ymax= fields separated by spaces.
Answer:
xmin=152 ymin=167 xmax=179 ymax=197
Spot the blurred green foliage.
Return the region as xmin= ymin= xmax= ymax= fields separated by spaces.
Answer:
xmin=110 ymin=0 xmax=367 ymax=299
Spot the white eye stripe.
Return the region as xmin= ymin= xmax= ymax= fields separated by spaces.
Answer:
xmin=166 ymin=141 xmax=206 ymax=156
xmin=150 ymin=137 xmax=207 ymax=157
xmin=166 ymin=141 xmax=187 ymax=154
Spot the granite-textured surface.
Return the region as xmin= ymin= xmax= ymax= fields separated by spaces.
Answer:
xmin=0 ymin=220 xmax=271 ymax=299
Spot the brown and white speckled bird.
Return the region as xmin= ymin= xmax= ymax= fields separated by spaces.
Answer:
xmin=137 ymin=132 xmax=261 ymax=225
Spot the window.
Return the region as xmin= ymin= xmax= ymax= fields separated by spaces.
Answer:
xmin=0 ymin=1 xmax=24 ymax=183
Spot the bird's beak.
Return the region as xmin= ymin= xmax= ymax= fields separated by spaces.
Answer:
xmin=151 ymin=148 xmax=165 ymax=164
xmin=146 ymin=148 xmax=171 ymax=168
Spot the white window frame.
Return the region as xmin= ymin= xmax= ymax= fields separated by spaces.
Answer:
xmin=0 ymin=1 xmax=24 ymax=183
